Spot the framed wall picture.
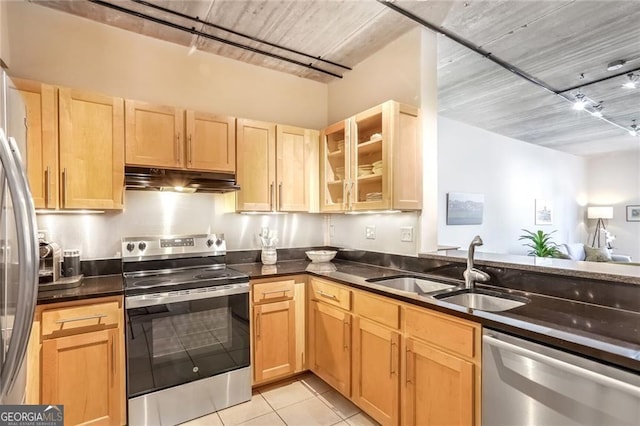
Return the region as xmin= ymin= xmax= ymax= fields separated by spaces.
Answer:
xmin=535 ymin=199 xmax=553 ymax=225
xmin=627 ymin=205 xmax=640 ymax=222
xmin=446 ymin=192 xmax=484 ymax=225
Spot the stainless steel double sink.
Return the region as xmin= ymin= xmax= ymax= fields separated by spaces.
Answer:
xmin=365 ymin=275 xmax=529 ymax=312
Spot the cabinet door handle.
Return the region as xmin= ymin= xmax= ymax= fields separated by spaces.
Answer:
xmin=317 ymin=290 xmax=338 ymax=301
xmin=270 ymin=182 xmax=275 ymax=211
xmin=62 ymin=168 xmax=68 ymax=207
xmin=255 ymin=310 xmax=261 ymax=338
xmin=262 ymin=289 xmax=290 ymax=297
xmin=278 ymin=182 xmax=283 ymax=210
xmin=111 ymin=337 xmax=116 ymax=385
xmin=343 ymin=319 xmax=349 ymax=350
xmin=175 ymin=133 xmax=181 ymax=165
xmin=54 ymin=313 xmax=107 ymax=324
xmin=44 ymin=166 xmax=51 ymax=207
xmin=406 ymin=347 xmax=414 ymax=384
xmin=390 ymin=340 xmax=397 ymax=376
xmin=187 ymin=134 xmax=193 ymax=166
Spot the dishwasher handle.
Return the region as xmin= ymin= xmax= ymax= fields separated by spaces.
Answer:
xmin=484 ymin=334 xmax=640 ymax=398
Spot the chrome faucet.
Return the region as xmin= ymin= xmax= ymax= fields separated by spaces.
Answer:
xmin=464 ymin=235 xmax=490 ymax=289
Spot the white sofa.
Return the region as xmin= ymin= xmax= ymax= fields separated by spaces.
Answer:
xmin=558 ymin=243 xmax=632 ymax=263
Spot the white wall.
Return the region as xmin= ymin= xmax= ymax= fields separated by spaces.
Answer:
xmin=587 ymin=149 xmax=640 ymax=260
xmin=38 ymin=191 xmax=325 ymax=260
xmin=438 ymin=117 xmax=588 ymax=255
xmin=327 ymin=28 xmax=421 ymax=124
xmin=3 ymin=1 xmax=328 ymax=129
xmin=329 ymin=212 xmax=420 ymax=256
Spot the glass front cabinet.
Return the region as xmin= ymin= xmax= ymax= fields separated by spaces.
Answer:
xmin=320 ymin=101 xmax=422 ymax=212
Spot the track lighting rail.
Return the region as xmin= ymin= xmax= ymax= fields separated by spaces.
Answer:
xmin=129 ymin=0 xmax=351 ymax=71
xmin=88 ymin=0 xmax=345 ymax=78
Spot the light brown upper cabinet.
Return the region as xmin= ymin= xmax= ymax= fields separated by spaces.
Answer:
xmin=185 ymin=111 xmax=235 ymax=172
xmin=8 ymin=78 xmax=58 ymax=209
xmin=59 ymin=88 xmax=125 ymax=209
xmin=125 ymin=101 xmax=236 ymax=173
xmin=236 ymin=119 xmax=318 ymax=212
xmin=125 ymin=101 xmax=184 ymax=169
xmin=320 ymin=100 xmax=421 ymax=212
xmin=14 ymin=79 xmax=124 ymax=210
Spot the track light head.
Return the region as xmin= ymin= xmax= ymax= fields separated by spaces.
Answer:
xmin=591 ymin=102 xmax=604 ymax=118
xmin=573 ymin=93 xmax=587 ymax=110
xmin=607 ymin=59 xmax=626 ymax=71
xmin=623 ymin=73 xmax=638 ymax=89
xmin=630 ymin=120 xmax=639 ymax=137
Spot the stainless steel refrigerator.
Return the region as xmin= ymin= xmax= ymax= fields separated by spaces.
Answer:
xmin=0 ymin=66 xmax=39 ymax=405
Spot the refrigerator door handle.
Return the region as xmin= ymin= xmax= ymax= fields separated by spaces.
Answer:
xmin=0 ymin=131 xmax=39 ymax=401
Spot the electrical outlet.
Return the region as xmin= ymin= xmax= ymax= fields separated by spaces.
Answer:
xmin=365 ymin=225 xmax=376 ymax=240
xmin=400 ymin=226 xmax=414 ymax=242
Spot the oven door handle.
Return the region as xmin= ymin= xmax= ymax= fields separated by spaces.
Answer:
xmin=125 ymin=283 xmax=249 ymax=308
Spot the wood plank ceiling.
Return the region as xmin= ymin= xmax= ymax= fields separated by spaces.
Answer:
xmin=34 ymin=0 xmax=640 ymax=157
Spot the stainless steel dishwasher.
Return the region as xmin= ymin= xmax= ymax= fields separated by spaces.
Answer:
xmin=483 ymin=330 xmax=640 ymax=426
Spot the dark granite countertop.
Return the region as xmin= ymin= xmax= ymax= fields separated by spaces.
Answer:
xmin=37 ymin=274 xmax=124 ymax=305
xmin=231 ymin=259 xmax=640 ymax=373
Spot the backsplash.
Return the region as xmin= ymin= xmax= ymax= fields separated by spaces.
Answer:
xmin=37 ymin=191 xmax=325 ymax=260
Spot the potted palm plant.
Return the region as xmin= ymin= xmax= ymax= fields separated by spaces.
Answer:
xmin=519 ymin=229 xmax=560 ymax=257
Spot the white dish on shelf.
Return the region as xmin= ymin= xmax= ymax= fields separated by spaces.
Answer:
xmin=305 ymin=250 xmax=338 ymax=263
xmin=372 ymin=160 xmax=383 ymax=167
xmin=358 ymin=170 xmax=373 ymax=177
xmin=370 ymin=133 xmax=382 ymax=141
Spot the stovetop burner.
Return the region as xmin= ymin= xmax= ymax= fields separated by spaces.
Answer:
xmin=130 ymin=278 xmax=173 ymax=287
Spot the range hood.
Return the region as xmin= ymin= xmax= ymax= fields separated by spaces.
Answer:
xmin=125 ymin=166 xmax=240 ymax=193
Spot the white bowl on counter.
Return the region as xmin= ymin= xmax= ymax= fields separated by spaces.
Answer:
xmin=305 ymin=250 xmax=337 ymax=263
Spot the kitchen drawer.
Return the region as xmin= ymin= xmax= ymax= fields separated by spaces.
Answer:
xmin=41 ymin=300 xmax=121 ymax=338
xmin=404 ymin=306 xmax=479 ymax=360
xmin=353 ymin=291 xmax=400 ymax=329
xmin=309 ymin=278 xmax=351 ymax=311
xmin=253 ymin=279 xmax=295 ymax=304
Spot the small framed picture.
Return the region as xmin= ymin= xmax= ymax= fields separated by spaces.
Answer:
xmin=446 ymin=192 xmax=484 ymax=225
xmin=535 ymin=199 xmax=553 ymax=225
xmin=627 ymin=205 xmax=640 ymax=222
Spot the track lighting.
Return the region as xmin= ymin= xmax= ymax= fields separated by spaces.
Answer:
xmin=572 ymin=92 xmax=586 ymax=110
xmin=591 ymin=102 xmax=604 ymax=118
xmin=622 ymin=73 xmax=638 ymax=89
xmin=629 ymin=120 xmax=639 ymax=137
xmin=607 ymin=59 xmax=627 ymax=71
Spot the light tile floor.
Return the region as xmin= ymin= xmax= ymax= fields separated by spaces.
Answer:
xmin=180 ymin=373 xmax=380 ymax=426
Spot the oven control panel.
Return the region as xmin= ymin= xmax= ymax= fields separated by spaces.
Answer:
xmin=121 ymin=234 xmax=226 ymax=261
xmin=160 ymin=237 xmax=194 ymax=248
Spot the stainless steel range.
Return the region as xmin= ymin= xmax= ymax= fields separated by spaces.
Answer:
xmin=122 ymin=234 xmax=250 ymax=426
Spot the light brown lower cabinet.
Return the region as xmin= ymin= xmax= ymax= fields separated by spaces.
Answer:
xmin=403 ymin=337 xmax=475 ymax=426
xmin=27 ymin=296 xmax=125 ymax=426
xmin=352 ymin=316 xmax=400 ymax=426
xmin=251 ymin=276 xmax=306 ymax=386
xmin=42 ymin=328 xmax=122 ymax=426
xmin=308 ymin=299 xmax=352 ymax=396
xmin=253 ymin=300 xmax=296 ymax=383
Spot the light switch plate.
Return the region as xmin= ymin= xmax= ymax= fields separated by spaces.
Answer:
xmin=400 ymin=226 xmax=414 ymax=242
xmin=365 ymin=225 xmax=376 ymax=240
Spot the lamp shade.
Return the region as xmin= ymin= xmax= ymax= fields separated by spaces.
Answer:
xmin=587 ymin=206 xmax=614 ymax=219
